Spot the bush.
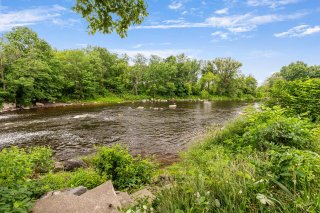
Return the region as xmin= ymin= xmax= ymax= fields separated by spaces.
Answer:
xmin=211 ymin=107 xmax=317 ymax=152
xmin=241 ymin=108 xmax=315 ymax=151
xmin=267 ymin=78 xmax=320 ymax=121
xmin=0 ymin=146 xmax=53 ymax=212
xmin=155 ymin=107 xmax=320 ymax=212
xmin=68 ymin=168 xmax=105 ymax=189
xmin=38 ymin=168 xmax=105 ymax=193
xmin=93 ymin=145 xmax=155 ymax=190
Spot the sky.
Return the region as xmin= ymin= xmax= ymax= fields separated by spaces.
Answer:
xmin=0 ymin=0 xmax=319 ymax=83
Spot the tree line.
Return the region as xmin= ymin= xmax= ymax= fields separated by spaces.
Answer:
xmin=0 ymin=27 xmax=257 ymax=106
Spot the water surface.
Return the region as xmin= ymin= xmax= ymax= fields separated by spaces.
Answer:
xmin=0 ymin=101 xmax=246 ymax=164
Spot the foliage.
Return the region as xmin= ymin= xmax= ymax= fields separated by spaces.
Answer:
xmin=266 ymin=78 xmax=320 ymax=121
xmin=0 ymin=146 xmax=53 ymax=212
xmin=93 ymin=145 xmax=155 ymax=190
xmin=73 ymin=0 xmax=148 ymax=38
xmin=154 ymin=106 xmax=320 ymax=212
xmin=38 ymin=168 xmax=105 ymax=192
xmin=0 ymin=27 xmax=258 ymax=105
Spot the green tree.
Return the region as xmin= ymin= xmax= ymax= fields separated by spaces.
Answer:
xmin=213 ymin=57 xmax=242 ymax=96
xmin=2 ymin=27 xmax=62 ymax=105
xmin=73 ymin=0 xmax=148 ymax=38
xmin=200 ymin=72 xmax=219 ymax=94
xmin=279 ymin=61 xmax=309 ymax=81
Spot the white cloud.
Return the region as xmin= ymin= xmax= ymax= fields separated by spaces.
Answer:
xmin=132 ymin=44 xmax=143 ymax=49
xmin=211 ymin=31 xmax=229 ymax=40
xmin=274 ymin=25 xmax=320 ymax=37
xmin=112 ymin=48 xmax=200 ymax=59
xmin=247 ymin=0 xmax=299 ymax=8
xmin=52 ymin=18 xmax=80 ymax=27
xmin=169 ymin=1 xmax=183 ymax=10
xmin=248 ymin=50 xmax=282 ymax=58
xmin=134 ymin=12 xmax=306 ymax=35
xmin=215 ymin=8 xmax=229 ymax=15
xmin=0 ymin=5 xmax=68 ymax=32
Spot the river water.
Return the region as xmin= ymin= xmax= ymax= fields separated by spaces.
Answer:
xmin=0 ymin=101 xmax=247 ymax=165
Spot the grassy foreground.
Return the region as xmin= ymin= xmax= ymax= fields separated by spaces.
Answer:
xmin=1 ymin=106 xmax=319 ymax=212
xmin=153 ymin=106 xmax=320 ymax=212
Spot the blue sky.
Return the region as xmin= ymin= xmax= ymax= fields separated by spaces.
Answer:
xmin=0 ymin=0 xmax=319 ymax=83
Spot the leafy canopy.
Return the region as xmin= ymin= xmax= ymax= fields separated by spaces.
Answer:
xmin=73 ymin=0 xmax=148 ymax=38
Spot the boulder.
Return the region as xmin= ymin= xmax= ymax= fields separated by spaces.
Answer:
xmin=68 ymin=186 xmax=87 ymax=196
xmin=116 ymin=191 xmax=133 ymax=208
xmin=36 ymin=102 xmax=45 ymax=107
xmin=131 ymin=188 xmax=155 ymax=203
xmin=137 ymin=106 xmax=144 ymax=110
xmin=53 ymin=161 xmax=64 ymax=172
xmin=33 ymin=181 xmax=121 ymax=213
xmin=1 ymin=103 xmax=16 ymax=111
xmin=81 ymin=181 xmax=122 ymax=210
xmin=63 ymin=159 xmax=87 ymax=171
xmin=169 ymin=104 xmax=177 ymax=109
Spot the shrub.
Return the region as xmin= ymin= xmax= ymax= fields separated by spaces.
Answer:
xmin=38 ymin=168 xmax=105 ymax=193
xmin=68 ymin=168 xmax=105 ymax=189
xmin=0 ymin=146 xmax=53 ymax=212
xmin=242 ymin=112 xmax=315 ymax=151
xmin=267 ymin=78 xmax=320 ymax=121
xmin=93 ymin=145 xmax=155 ymax=190
xmin=155 ymin=107 xmax=320 ymax=212
xmin=0 ymin=147 xmax=32 ymax=187
xmin=29 ymin=147 xmax=53 ymax=174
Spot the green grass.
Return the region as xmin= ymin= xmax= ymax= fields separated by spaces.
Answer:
xmin=153 ymin=106 xmax=320 ymax=213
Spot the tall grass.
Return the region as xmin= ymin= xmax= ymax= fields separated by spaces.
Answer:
xmin=154 ymin=107 xmax=320 ymax=212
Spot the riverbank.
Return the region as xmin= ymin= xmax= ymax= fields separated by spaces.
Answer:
xmin=153 ymin=106 xmax=320 ymax=212
xmin=0 ymin=94 xmax=257 ymax=114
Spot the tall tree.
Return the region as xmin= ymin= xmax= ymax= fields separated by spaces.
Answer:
xmin=73 ymin=0 xmax=148 ymax=38
xmin=212 ymin=57 xmax=242 ymax=96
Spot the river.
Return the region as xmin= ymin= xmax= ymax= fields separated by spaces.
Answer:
xmin=0 ymin=101 xmax=247 ymax=165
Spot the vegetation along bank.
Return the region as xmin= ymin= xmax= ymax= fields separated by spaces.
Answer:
xmin=1 ymin=27 xmax=257 ymax=111
xmin=0 ymin=27 xmax=320 ymax=212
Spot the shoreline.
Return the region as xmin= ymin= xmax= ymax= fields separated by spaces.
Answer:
xmin=0 ymin=95 xmax=257 ymax=114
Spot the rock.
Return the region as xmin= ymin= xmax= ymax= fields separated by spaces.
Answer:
xmin=53 ymin=162 xmax=64 ymax=172
xmin=33 ymin=194 xmax=118 ymax=213
xmin=40 ymin=190 xmax=64 ymax=199
xmin=131 ymin=188 xmax=155 ymax=203
xmin=169 ymin=104 xmax=177 ymax=109
xmin=35 ymin=102 xmax=44 ymax=107
xmin=116 ymin=191 xmax=133 ymax=208
xmin=68 ymin=186 xmax=87 ymax=196
xmin=153 ymin=108 xmax=159 ymax=110
xmin=137 ymin=106 xmax=144 ymax=110
xmin=63 ymin=159 xmax=87 ymax=171
xmin=82 ymin=181 xmax=122 ymax=210
xmin=33 ymin=181 xmax=121 ymax=213
xmin=22 ymin=106 xmax=30 ymax=110
xmin=1 ymin=103 xmax=16 ymax=111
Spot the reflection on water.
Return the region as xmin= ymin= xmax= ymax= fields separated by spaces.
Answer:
xmin=0 ymin=101 xmax=247 ymax=164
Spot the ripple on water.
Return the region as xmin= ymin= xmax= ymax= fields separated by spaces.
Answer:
xmin=0 ymin=131 xmax=53 ymax=146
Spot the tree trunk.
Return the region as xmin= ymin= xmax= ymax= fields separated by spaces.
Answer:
xmin=0 ymin=57 xmax=5 ymax=90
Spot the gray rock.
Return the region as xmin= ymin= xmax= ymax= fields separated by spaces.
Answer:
xmin=35 ymin=102 xmax=45 ymax=107
xmin=116 ymin=191 xmax=133 ymax=208
xmin=33 ymin=181 xmax=121 ymax=213
xmin=169 ymin=104 xmax=177 ymax=109
xmin=68 ymin=186 xmax=87 ymax=196
xmin=63 ymin=159 xmax=87 ymax=171
xmin=131 ymin=188 xmax=155 ymax=203
xmin=53 ymin=161 xmax=64 ymax=172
